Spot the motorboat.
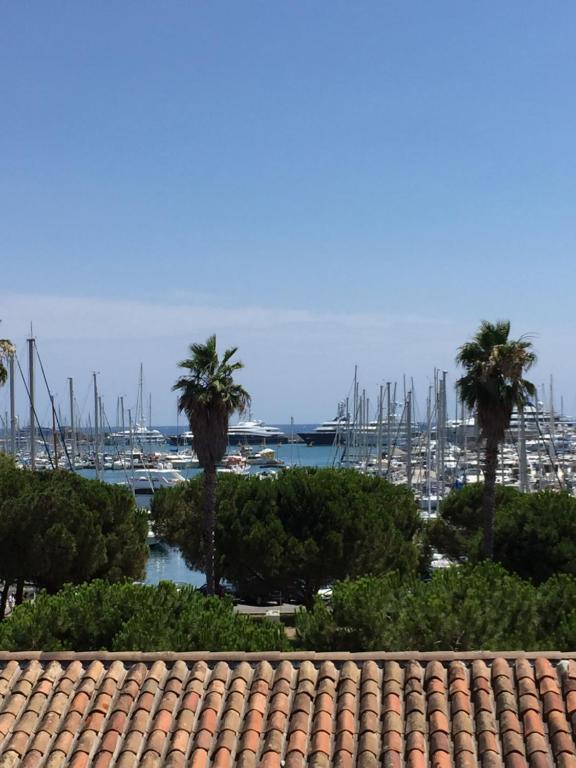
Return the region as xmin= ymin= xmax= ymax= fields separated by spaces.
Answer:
xmin=243 ymin=447 xmax=285 ymax=467
xmin=121 ymin=468 xmax=186 ymax=494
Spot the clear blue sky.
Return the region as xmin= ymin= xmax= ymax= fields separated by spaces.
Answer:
xmin=1 ymin=2 xmax=575 ymax=423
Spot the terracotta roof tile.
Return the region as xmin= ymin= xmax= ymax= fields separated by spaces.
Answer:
xmin=2 ymin=653 xmax=576 ymax=765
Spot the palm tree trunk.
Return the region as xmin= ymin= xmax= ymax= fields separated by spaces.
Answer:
xmin=482 ymin=434 xmax=499 ymax=559
xmin=15 ymin=576 xmax=24 ymax=605
xmin=0 ymin=580 xmax=10 ymax=620
xmin=203 ymin=465 xmax=217 ymax=596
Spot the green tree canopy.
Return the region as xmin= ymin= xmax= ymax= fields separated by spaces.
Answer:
xmin=0 ymin=580 xmax=287 ymax=652
xmin=151 ymin=467 xmax=425 ymax=606
xmin=0 ymin=463 xmax=149 ymax=616
xmin=426 ymin=484 xmax=576 ymax=583
xmin=295 ymin=562 xmax=564 ymax=652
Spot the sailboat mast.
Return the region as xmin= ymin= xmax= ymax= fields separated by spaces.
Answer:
xmin=120 ymin=396 xmax=126 ymax=438
xmin=93 ymin=372 xmax=99 ymax=479
xmin=426 ymin=385 xmax=432 ymax=516
xmin=549 ymin=375 xmax=555 ymax=437
xmin=139 ymin=363 xmax=144 ymax=425
xmin=9 ymin=354 xmax=16 ymax=457
xmin=69 ymin=377 xmax=76 ymax=466
xmin=406 ymin=390 xmax=412 ymax=489
xmin=28 ymin=334 xmax=36 ymax=470
xmin=377 ymin=384 xmax=383 ymax=477
xmin=51 ymin=394 xmax=58 ymax=467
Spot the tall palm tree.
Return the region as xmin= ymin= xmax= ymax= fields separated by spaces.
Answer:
xmin=456 ymin=320 xmax=536 ymax=559
xmin=173 ymin=335 xmax=250 ymax=595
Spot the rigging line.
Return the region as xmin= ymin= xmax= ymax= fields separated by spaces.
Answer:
xmin=34 ymin=343 xmax=73 ymax=471
xmin=100 ymin=404 xmax=135 ymax=488
xmin=386 ymin=399 xmax=407 ymax=477
xmin=532 ymin=404 xmax=564 ymax=490
xmin=14 ymin=353 xmax=55 ymax=469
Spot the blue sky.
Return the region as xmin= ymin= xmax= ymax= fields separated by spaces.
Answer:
xmin=1 ymin=2 xmax=575 ymax=423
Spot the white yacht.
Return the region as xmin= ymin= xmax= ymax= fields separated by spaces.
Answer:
xmin=106 ymin=421 xmax=165 ymax=445
xmin=121 ymin=468 xmax=186 ymax=494
xmin=227 ymin=420 xmax=288 ymax=445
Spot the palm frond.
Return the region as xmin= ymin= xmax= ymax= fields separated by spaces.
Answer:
xmin=456 ymin=320 xmax=536 ymax=441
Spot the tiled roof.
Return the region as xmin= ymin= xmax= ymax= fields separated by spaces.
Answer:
xmin=1 ymin=652 xmax=576 ymax=767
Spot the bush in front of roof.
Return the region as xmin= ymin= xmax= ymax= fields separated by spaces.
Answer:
xmin=0 ymin=580 xmax=288 ymax=652
xmin=295 ymin=561 xmax=574 ymax=651
xmin=426 ymin=484 xmax=576 ymax=583
xmin=150 ymin=467 xmax=426 ymax=608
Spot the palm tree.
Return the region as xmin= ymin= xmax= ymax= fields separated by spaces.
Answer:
xmin=456 ymin=320 xmax=536 ymax=559
xmin=173 ymin=335 xmax=250 ymax=595
xmin=0 ymin=339 xmax=15 ymax=387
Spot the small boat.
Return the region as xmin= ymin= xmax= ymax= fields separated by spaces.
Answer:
xmin=243 ymin=447 xmax=285 ymax=468
xmin=217 ymin=454 xmax=249 ymax=475
xmin=121 ymin=468 xmax=186 ymax=494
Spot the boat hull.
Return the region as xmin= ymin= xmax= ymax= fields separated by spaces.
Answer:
xmin=297 ymin=431 xmax=344 ymax=446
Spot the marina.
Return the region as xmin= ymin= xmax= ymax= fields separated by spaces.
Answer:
xmin=1 ymin=341 xmax=573 ymax=583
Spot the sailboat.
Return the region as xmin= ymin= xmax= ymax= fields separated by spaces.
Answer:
xmin=106 ymin=364 xmax=165 ymax=445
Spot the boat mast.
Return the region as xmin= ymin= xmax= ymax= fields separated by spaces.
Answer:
xmin=406 ymin=390 xmax=412 ymax=489
xmin=93 ymin=372 xmax=99 ymax=479
xmin=376 ymin=384 xmax=383 ymax=476
xmin=69 ymin=377 xmax=76 ymax=467
xmin=549 ymin=375 xmax=555 ymax=438
xmin=51 ymin=394 xmax=58 ymax=468
xmin=9 ymin=353 xmax=16 ymax=457
xmin=120 ymin=396 xmax=126 ymax=440
xmin=98 ymin=396 xmax=104 ymax=455
xmin=28 ymin=333 xmax=36 ymax=470
xmin=518 ymin=406 xmax=528 ymax=492
xmin=128 ymin=408 xmax=134 ymax=473
xmin=426 ymin=385 xmax=432 ymax=516
xmin=139 ymin=363 xmax=144 ymax=426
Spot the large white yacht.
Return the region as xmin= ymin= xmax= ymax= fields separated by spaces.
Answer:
xmin=227 ymin=420 xmax=288 ymax=445
xmin=106 ymin=421 xmax=165 ymax=445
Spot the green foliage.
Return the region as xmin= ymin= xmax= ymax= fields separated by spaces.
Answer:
xmin=427 ymin=484 xmax=576 ymax=583
xmin=151 ymin=468 xmax=425 ymax=605
xmin=496 ymin=490 xmax=576 ymax=583
xmin=426 ymin=483 xmax=520 ymax=562
xmin=456 ymin=320 xmax=536 ymax=440
xmin=0 ymin=339 xmax=15 ymax=387
xmin=173 ymin=335 xmax=251 ymax=469
xmin=536 ymin=575 xmax=576 ymax=651
xmin=0 ymin=464 xmax=149 ymax=602
xmin=296 ymin=562 xmax=558 ymax=652
xmin=0 ymin=580 xmax=287 ymax=652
